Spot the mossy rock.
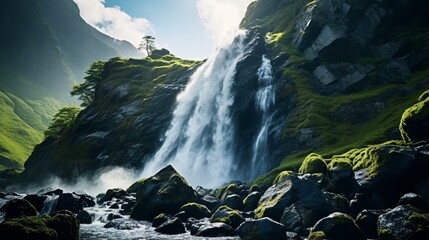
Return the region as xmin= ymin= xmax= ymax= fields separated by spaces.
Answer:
xmin=0 ymin=199 xmax=37 ymax=219
xmin=236 ymin=217 xmax=286 ymax=240
xmin=273 ymin=170 xmax=293 ymax=184
xmin=299 ymin=153 xmax=328 ymax=174
xmin=216 ymin=183 xmax=240 ymax=200
xmin=0 ymin=213 xmax=79 ymax=240
xmin=310 ymin=212 xmax=365 ymax=240
xmin=210 ymin=205 xmax=245 ymax=229
xmin=399 ymin=92 xmax=429 ymax=143
xmin=308 ymin=231 xmax=326 ymax=240
xmin=178 ymin=202 xmax=211 ymax=220
xmin=130 ymin=165 xmax=197 ymax=221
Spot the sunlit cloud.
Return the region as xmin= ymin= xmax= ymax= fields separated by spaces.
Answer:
xmin=73 ymin=0 xmax=153 ymax=47
xmin=196 ymin=0 xmax=254 ymax=44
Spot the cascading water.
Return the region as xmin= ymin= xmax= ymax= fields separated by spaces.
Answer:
xmin=143 ymin=30 xmax=252 ymax=187
xmin=40 ymin=195 xmax=59 ymax=215
xmin=250 ymin=55 xmax=276 ymax=179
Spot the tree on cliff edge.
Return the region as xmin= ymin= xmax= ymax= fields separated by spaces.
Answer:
xmin=139 ymin=35 xmax=156 ymax=56
xmin=71 ymin=61 xmax=105 ymax=107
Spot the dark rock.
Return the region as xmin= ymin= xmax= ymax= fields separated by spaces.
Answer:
xmin=41 ymin=189 xmax=63 ymax=196
xmin=249 ymin=185 xmax=262 ymax=193
xmin=243 ymin=191 xmax=262 ymax=212
xmin=355 ymin=209 xmax=387 ymax=239
xmin=106 ymin=213 xmax=123 ymax=221
xmin=0 ymin=213 xmax=79 ymax=240
xmin=210 ymin=206 xmax=245 ymax=229
xmin=103 ymin=220 xmax=140 ymax=230
xmin=377 ymin=205 xmax=429 ymax=240
xmin=130 ymin=165 xmax=197 ymax=220
xmin=310 ymin=212 xmax=365 ymax=240
xmin=23 ymin=194 xmax=47 ymax=212
xmin=397 ymin=192 xmax=429 ymax=211
xmin=236 ymin=217 xmax=286 ymax=240
xmin=0 ymin=199 xmax=38 ymax=219
xmin=99 ymin=188 xmax=128 ymax=203
xmin=109 ymin=203 xmax=120 ymax=209
xmin=73 ymin=192 xmax=95 ymax=207
xmin=177 ymin=202 xmax=211 ymax=220
xmin=199 ymin=195 xmax=219 ymax=210
xmin=77 ymin=210 xmax=93 ymax=224
xmin=56 ymin=193 xmax=84 ymax=214
xmin=286 ymin=231 xmax=303 ymax=240
xmin=400 ymin=95 xmax=429 ymax=142
xmin=195 ymin=222 xmax=236 ymax=237
xmin=150 ymin=48 xmax=170 ymax=59
xmin=243 ymin=211 xmax=255 ymax=218
xmin=152 ymin=213 xmax=169 ymax=228
xmin=155 ymin=217 xmax=186 ymax=235
xmin=327 ymin=160 xmax=359 ymax=199
xmin=220 ymin=194 xmax=243 ymax=211
xmin=119 ymin=202 xmax=134 ymax=215
xmin=280 ymin=204 xmax=309 ymax=235
xmin=195 ymin=186 xmax=210 ymax=198
xmin=255 ymin=174 xmax=335 ymax=222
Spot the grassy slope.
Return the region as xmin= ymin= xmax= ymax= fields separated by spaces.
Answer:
xmin=0 ymin=91 xmax=60 ymax=171
xmin=241 ymin=0 xmax=429 ymax=187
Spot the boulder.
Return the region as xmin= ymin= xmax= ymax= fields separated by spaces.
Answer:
xmin=103 ymin=220 xmax=140 ymax=230
xmin=210 ymin=206 xmax=245 ymax=229
xmin=152 ymin=213 xmax=169 ymax=228
xmin=195 ymin=222 xmax=236 ymax=237
xmin=0 ymin=213 xmax=79 ymax=240
xmin=150 ymin=48 xmax=170 ymax=59
xmin=23 ymin=194 xmax=47 ymax=212
xmin=155 ymin=217 xmax=186 ymax=235
xmin=243 ymin=191 xmax=262 ymax=212
xmin=236 ymin=217 xmax=286 ymax=240
xmin=56 ymin=193 xmax=84 ymax=214
xmin=310 ymin=212 xmax=365 ymax=240
xmin=399 ymin=93 xmax=429 ymax=142
xmin=199 ymin=195 xmax=219 ymax=210
xmin=177 ymin=202 xmax=211 ymax=220
xmin=77 ymin=210 xmax=93 ymax=224
xmin=220 ymin=194 xmax=243 ymax=211
xmin=0 ymin=199 xmax=38 ymax=219
xmin=355 ymin=209 xmax=387 ymax=239
xmin=99 ymin=188 xmax=128 ymax=203
xmin=377 ymin=205 xmax=429 ymax=240
xmin=397 ymin=192 xmax=429 ymax=211
xmin=130 ymin=165 xmax=197 ymax=220
xmin=298 ymin=153 xmax=328 ymax=174
xmin=255 ymin=174 xmax=333 ymax=222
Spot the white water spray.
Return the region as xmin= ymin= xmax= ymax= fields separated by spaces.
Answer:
xmin=143 ymin=31 xmax=251 ymax=187
xmin=251 ymin=55 xmax=275 ymax=178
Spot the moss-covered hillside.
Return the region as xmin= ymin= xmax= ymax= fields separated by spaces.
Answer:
xmin=19 ymin=53 xmax=200 ymax=183
xmin=240 ymin=0 xmax=429 ymax=184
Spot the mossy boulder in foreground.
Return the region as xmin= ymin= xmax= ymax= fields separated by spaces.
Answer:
xmin=236 ymin=217 xmax=286 ymax=240
xmin=210 ymin=205 xmax=245 ymax=229
xmin=129 ymin=165 xmax=197 ymax=220
xmin=310 ymin=212 xmax=365 ymax=240
xmin=400 ymin=91 xmax=429 ymax=143
xmin=298 ymin=153 xmax=328 ymax=174
xmin=0 ymin=199 xmax=37 ymax=219
xmin=0 ymin=213 xmax=79 ymax=240
xmin=178 ymin=202 xmax=211 ymax=220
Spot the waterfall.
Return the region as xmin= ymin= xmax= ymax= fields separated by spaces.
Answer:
xmin=251 ymin=55 xmax=276 ymax=179
xmin=143 ymin=30 xmax=251 ymax=187
xmin=40 ymin=195 xmax=59 ymax=215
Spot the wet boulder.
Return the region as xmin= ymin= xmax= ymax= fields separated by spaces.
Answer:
xmin=56 ymin=193 xmax=84 ymax=214
xmin=310 ymin=212 xmax=365 ymax=240
xmin=99 ymin=188 xmax=128 ymax=203
xmin=355 ymin=209 xmax=387 ymax=239
xmin=397 ymin=192 xmax=429 ymax=211
xmin=155 ymin=217 xmax=186 ymax=235
xmin=236 ymin=217 xmax=286 ymax=240
xmin=220 ymin=194 xmax=243 ymax=211
xmin=0 ymin=213 xmax=79 ymax=240
xmin=0 ymin=199 xmax=37 ymax=219
xmin=152 ymin=213 xmax=169 ymax=228
xmin=195 ymin=222 xmax=236 ymax=237
xmin=129 ymin=165 xmax=197 ymax=220
xmin=210 ymin=205 xmax=245 ymax=229
xmin=177 ymin=202 xmax=211 ymax=220
xmin=77 ymin=210 xmax=93 ymax=224
xmin=243 ymin=191 xmax=262 ymax=212
xmin=199 ymin=195 xmax=219 ymax=210
xmin=377 ymin=205 xmax=429 ymax=240
xmin=399 ymin=92 xmax=429 ymax=143
xmin=23 ymin=194 xmax=47 ymax=212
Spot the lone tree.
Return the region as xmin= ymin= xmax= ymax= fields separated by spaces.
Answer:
xmin=71 ymin=61 xmax=105 ymax=107
xmin=44 ymin=107 xmax=80 ymax=138
xmin=139 ymin=35 xmax=156 ymax=56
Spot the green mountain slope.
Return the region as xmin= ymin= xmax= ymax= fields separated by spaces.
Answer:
xmin=0 ymin=0 xmax=141 ymax=171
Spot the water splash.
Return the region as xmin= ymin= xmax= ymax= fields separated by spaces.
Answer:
xmin=251 ymin=55 xmax=276 ymax=179
xmin=40 ymin=195 xmax=59 ymax=215
xmin=143 ymin=31 xmax=251 ymax=187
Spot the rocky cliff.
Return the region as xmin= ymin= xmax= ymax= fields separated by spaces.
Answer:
xmin=18 ymin=0 xmax=429 ymax=186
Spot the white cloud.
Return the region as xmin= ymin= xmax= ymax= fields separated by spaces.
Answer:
xmin=73 ymin=0 xmax=153 ymax=47
xmin=196 ymin=0 xmax=254 ymax=44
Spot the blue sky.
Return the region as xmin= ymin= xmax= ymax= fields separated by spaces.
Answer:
xmin=74 ymin=0 xmax=253 ymax=60
xmin=104 ymin=0 xmax=213 ymax=59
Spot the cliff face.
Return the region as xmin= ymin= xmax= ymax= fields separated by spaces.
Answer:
xmin=19 ymin=0 xmax=429 ymax=185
